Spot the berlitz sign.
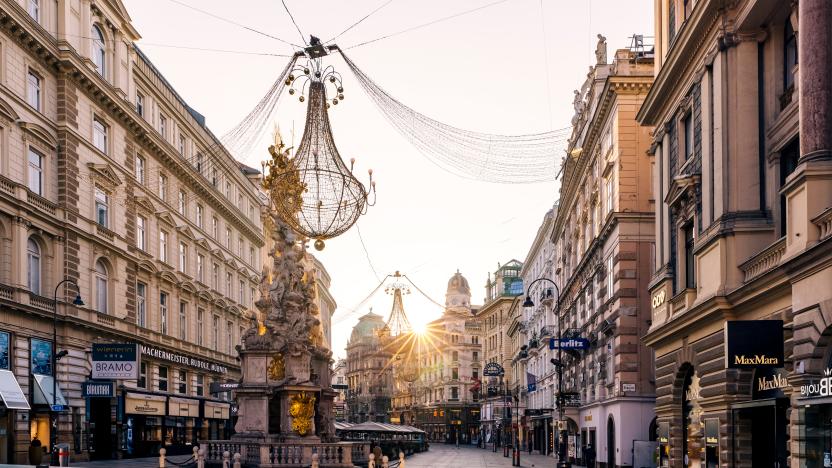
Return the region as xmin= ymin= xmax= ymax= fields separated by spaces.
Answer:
xmin=724 ymin=320 xmax=784 ymax=369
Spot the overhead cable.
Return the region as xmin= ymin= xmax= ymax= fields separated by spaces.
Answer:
xmin=325 ymin=0 xmax=396 ymax=44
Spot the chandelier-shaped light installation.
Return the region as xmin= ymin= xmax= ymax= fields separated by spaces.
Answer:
xmin=262 ymin=58 xmax=376 ymax=250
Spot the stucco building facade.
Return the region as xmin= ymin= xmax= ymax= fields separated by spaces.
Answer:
xmin=0 ymin=0 xmax=263 ymax=463
xmin=551 ymin=43 xmax=656 ymax=467
xmin=638 ymin=0 xmax=832 ymax=466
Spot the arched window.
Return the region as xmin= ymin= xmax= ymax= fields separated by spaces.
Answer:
xmin=27 ymin=237 xmax=41 ymax=294
xmin=92 ymin=25 xmax=106 ymax=77
xmin=95 ymin=259 xmax=108 ymax=314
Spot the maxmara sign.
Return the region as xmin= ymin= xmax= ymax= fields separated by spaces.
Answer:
xmin=141 ymin=345 xmax=229 ymax=374
xmin=724 ymin=320 xmax=784 ymax=369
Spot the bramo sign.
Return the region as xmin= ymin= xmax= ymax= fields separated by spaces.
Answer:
xmin=92 ymin=343 xmax=139 ymax=380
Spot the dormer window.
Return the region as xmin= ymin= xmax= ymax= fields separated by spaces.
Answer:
xmin=92 ymin=25 xmax=106 ymax=77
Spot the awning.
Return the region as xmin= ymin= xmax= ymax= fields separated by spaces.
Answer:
xmin=125 ymin=392 xmax=166 ymax=416
xmin=204 ymin=401 xmax=230 ymax=419
xmin=32 ymin=375 xmax=67 ymax=407
xmin=168 ymin=397 xmax=199 ymax=417
xmin=0 ymin=370 xmax=30 ymax=410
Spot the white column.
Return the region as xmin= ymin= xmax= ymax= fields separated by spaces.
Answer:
xmin=700 ymin=66 xmax=713 ymax=227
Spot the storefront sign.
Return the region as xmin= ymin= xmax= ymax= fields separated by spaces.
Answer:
xmin=205 ymin=401 xmax=231 ymax=419
xmin=753 ymin=367 xmax=789 ymax=400
xmin=30 ymin=338 xmax=53 ymax=376
xmin=800 ymin=368 xmax=832 ymax=399
xmin=622 ymin=383 xmax=636 ymax=392
xmin=209 ymin=381 xmax=240 ymax=394
xmin=483 ymin=362 xmax=504 ymax=377
xmin=549 ymin=338 xmax=589 ymax=350
xmin=125 ymin=393 xmax=166 ymax=415
xmin=559 ymin=391 xmax=581 ymax=408
xmin=81 ymin=381 xmax=114 ymax=398
xmin=92 ymin=343 xmax=139 ymax=380
xmin=141 ymin=345 xmax=229 ymax=374
xmin=724 ymin=320 xmax=784 ymax=368
xmin=704 ymin=419 xmax=718 ymax=446
xmin=169 ymin=397 xmax=199 ymax=417
xmin=657 ymin=422 xmax=669 ymax=443
xmin=651 ymin=289 xmax=666 ymax=309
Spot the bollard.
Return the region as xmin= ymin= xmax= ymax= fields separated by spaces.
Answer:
xmin=197 ymin=448 xmax=206 ymax=468
xmin=368 ymin=453 xmax=376 ymax=468
xmin=222 ymin=450 xmax=231 ymax=468
xmin=159 ymin=448 xmax=166 ymax=468
xmin=381 ymin=455 xmax=389 ymax=468
xmin=399 ymin=451 xmax=405 ymax=467
xmin=233 ymin=452 xmax=241 ymax=468
xmin=311 ymin=452 xmax=319 ymax=468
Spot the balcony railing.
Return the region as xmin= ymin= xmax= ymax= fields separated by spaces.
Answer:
xmin=814 ymin=207 xmax=832 ymax=241
xmin=740 ymin=237 xmax=786 ymax=283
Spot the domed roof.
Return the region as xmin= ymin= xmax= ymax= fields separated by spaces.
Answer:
xmin=350 ymin=310 xmax=386 ymax=340
xmin=446 ymin=270 xmax=471 ymax=296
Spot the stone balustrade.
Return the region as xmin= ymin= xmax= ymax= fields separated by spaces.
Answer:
xmin=739 ymin=237 xmax=787 ymax=283
xmin=200 ymin=441 xmax=363 ymax=467
xmin=813 ymin=207 xmax=832 ymax=241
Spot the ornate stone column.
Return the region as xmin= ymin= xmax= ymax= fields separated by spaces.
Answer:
xmin=799 ymin=0 xmax=832 ymax=162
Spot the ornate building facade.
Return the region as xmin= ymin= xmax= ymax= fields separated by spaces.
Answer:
xmin=344 ymin=311 xmax=392 ymax=423
xmin=411 ymin=271 xmax=482 ymax=444
xmin=551 ymin=42 xmax=655 ymax=467
xmin=638 ymin=0 xmax=832 ymax=466
xmin=0 ymin=0 xmax=262 ymax=463
xmin=476 ymin=261 xmax=522 ymax=449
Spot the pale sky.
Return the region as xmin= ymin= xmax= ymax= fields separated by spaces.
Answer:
xmin=123 ymin=0 xmax=653 ymax=359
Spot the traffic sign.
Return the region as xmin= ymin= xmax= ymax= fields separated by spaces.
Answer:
xmin=50 ymin=404 xmax=67 ymax=412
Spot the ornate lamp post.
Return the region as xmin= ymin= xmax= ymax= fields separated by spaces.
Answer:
xmin=51 ymin=279 xmax=83 ymax=464
xmin=523 ymin=278 xmax=569 ymax=468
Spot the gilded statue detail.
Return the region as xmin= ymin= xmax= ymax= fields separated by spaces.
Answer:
xmin=268 ymin=353 xmax=285 ymax=381
xmin=289 ymin=392 xmax=316 ymax=436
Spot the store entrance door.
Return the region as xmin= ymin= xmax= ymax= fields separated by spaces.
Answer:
xmin=89 ymin=398 xmax=112 ymax=460
xmin=0 ymin=409 xmax=10 ymax=463
xmin=732 ymin=399 xmax=788 ymax=468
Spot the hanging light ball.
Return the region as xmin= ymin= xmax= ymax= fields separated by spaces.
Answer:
xmin=288 ymin=74 xmax=295 ymax=81
xmin=304 ymin=68 xmax=310 ymax=75
xmin=329 ymin=76 xmax=336 ymax=83
xmin=299 ymin=96 xmax=305 ymax=102
xmin=333 ymin=99 xmax=339 ymax=105
xmin=326 ymin=103 xmax=331 ymax=109
xmin=315 ymin=71 xmax=321 ymax=78
xmin=314 ymin=239 xmax=325 ymax=251
xmin=285 ymin=79 xmax=292 ymax=86
xmin=338 ymin=94 xmax=345 ymax=100
xmin=289 ymin=89 xmax=295 ymax=95
xmin=337 ymin=86 xmax=344 ymax=93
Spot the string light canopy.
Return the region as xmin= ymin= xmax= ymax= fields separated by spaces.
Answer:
xmin=262 ymin=50 xmax=376 ymax=251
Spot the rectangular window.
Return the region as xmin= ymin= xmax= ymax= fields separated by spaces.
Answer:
xmin=684 ymin=223 xmax=696 ymax=289
xmin=138 ymin=362 xmax=147 ymax=388
xmin=606 ymin=176 xmax=614 ymax=214
xmin=179 ymin=301 xmax=187 ymax=341
xmin=212 ymin=217 xmax=219 ymax=239
xmin=195 ymin=374 xmax=204 ymax=397
xmin=225 ymin=272 xmax=232 ymax=296
xmin=197 ymin=308 xmax=204 ymax=346
xmin=212 ymin=263 xmax=219 ymax=290
xmin=27 ymin=71 xmax=40 ymax=110
xmin=136 ymin=92 xmax=144 ymax=117
xmin=178 ymin=242 xmax=187 ymax=273
xmin=452 ymin=368 xmax=459 ymax=380
xmin=238 ymin=237 xmax=243 ymax=257
xmin=779 ymin=139 xmax=800 ymax=236
xmin=196 ymin=152 xmax=203 ymax=174
xmin=607 ymin=256 xmax=614 ymax=299
xmin=158 ymin=366 xmax=168 ymax=392
xmin=451 ymin=387 xmax=459 ymax=400
xmin=237 ymin=194 xmax=243 ymax=210
xmin=178 ymin=190 xmax=187 ymax=215
xmin=226 ymin=321 xmax=233 ymax=354
xmin=684 ymin=113 xmax=693 ymax=160
xmin=93 ymin=117 xmax=108 ymax=154
xmin=197 ymin=254 xmax=204 ymax=282
xmin=250 ymin=287 xmax=255 ymax=308
xmin=196 ymin=205 xmax=204 ymax=228
xmin=136 ymin=156 xmax=145 ymax=184
xmin=212 ymin=168 xmax=218 ymax=187
xmin=159 ymin=114 xmax=167 ymax=138
xmin=137 ymin=216 xmax=146 ymax=250
xmin=178 ymin=134 xmax=186 ymax=156
xmin=160 ymin=292 xmax=168 ymax=335
xmin=225 ymin=228 xmax=231 ymax=249
xmin=27 ymin=148 xmax=43 ymax=195
xmin=28 ymin=0 xmax=39 ymax=22
xmin=137 ymin=282 xmax=147 ymax=327
xmin=239 ymin=280 xmax=245 ymax=304
xmin=249 ymin=247 xmax=255 ymax=266
xmin=158 ymin=174 xmax=168 ymax=202
xmin=177 ymin=369 xmax=187 ymax=394
xmin=95 ymin=187 xmax=109 ymax=227
xmin=159 ymin=230 xmax=168 ymax=262
xmin=212 ymin=315 xmax=219 ymax=349
xmin=225 ymin=182 xmax=232 ymax=199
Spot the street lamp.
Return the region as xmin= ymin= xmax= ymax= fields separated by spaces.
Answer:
xmin=523 ymin=277 xmax=569 ymax=468
xmin=51 ymin=279 xmax=83 ymax=464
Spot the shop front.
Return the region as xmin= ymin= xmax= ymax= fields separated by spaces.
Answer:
xmin=730 ymin=367 xmax=789 ymax=468
xmin=0 ymin=369 xmax=30 ymax=464
xmin=795 ymin=356 xmax=832 ymax=466
xmin=203 ymin=401 xmax=231 ymax=440
xmin=123 ymin=392 xmax=167 ymax=458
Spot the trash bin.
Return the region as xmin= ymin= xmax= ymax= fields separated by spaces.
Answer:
xmin=57 ymin=443 xmax=70 ymax=467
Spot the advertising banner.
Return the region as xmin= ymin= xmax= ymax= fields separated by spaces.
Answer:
xmin=92 ymin=343 xmax=139 ymax=379
xmin=724 ymin=320 xmax=784 ymax=368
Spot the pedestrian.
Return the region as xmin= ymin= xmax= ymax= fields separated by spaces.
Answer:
xmin=586 ymin=443 xmax=596 ymax=468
